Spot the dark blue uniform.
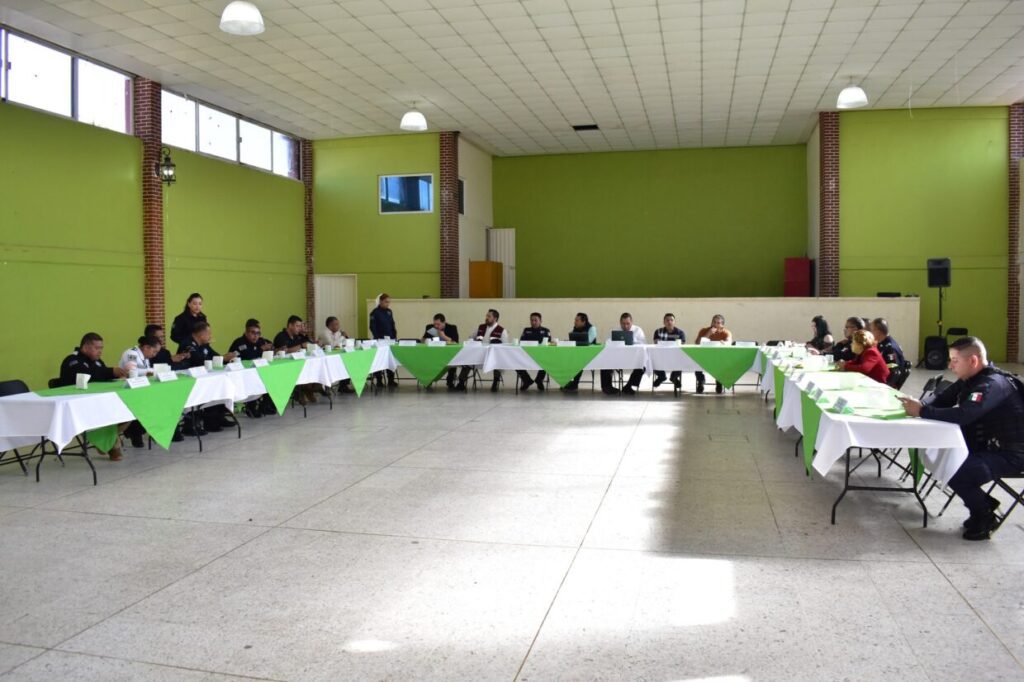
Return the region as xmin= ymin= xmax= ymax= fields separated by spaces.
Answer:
xmin=517 ymin=325 xmax=551 ymax=389
xmin=369 ymin=306 xmax=397 ymax=340
xmin=58 ymin=351 xmax=116 ymax=387
xmin=833 ymin=338 xmax=855 ymax=362
xmin=878 ymin=335 xmax=905 ymax=367
xmin=273 ymin=330 xmax=311 ymax=352
xmin=229 ymin=335 xmax=272 ymax=360
xmin=922 ymin=366 xmax=1024 ymax=519
xmin=653 ymin=326 xmax=687 ymax=388
xmin=177 ymin=338 xmax=219 ymax=368
xmin=171 ymin=311 xmax=206 ymax=346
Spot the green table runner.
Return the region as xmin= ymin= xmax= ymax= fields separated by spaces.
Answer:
xmin=390 ymin=344 xmax=463 ymax=387
xmin=337 ymin=349 xmax=376 ymax=396
xmin=522 ymin=345 xmax=604 ymax=386
xmin=38 ymin=376 xmax=197 ymax=450
xmin=245 ymin=358 xmax=306 ymax=414
xmin=682 ymin=346 xmax=759 ymax=389
xmin=773 ymin=365 xmax=786 ymax=419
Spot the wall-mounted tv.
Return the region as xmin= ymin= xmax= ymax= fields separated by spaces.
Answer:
xmin=379 ymin=174 xmax=433 ymax=214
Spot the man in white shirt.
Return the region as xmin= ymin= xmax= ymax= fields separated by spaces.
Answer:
xmin=119 ymin=335 xmax=161 ymax=374
xmin=321 ymin=316 xmax=347 ymax=348
xmin=601 ymin=312 xmax=646 ymax=395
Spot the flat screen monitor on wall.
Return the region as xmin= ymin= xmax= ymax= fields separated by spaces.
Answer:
xmin=379 ymin=174 xmax=433 ymax=214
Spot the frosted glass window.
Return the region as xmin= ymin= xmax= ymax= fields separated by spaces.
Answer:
xmin=239 ymin=119 xmax=272 ymax=170
xmin=199 ymin=104 xmax=237 ymax=161
xmin=272 ymin=131 xmax=298 ymax=178
xmin=6 ymin=33 xmax=71 ymax=116
xmin=161 ymin=90 xmax=197 ymax=151
xmin=77 ymin=59 xmax=130 ymax=133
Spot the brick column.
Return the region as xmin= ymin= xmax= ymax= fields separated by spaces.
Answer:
xmin=818 ymin=111 xmax=840 ymax=297
xmin=1008 ymin=103 xmax=1023 ymax=361
xmin=439 ymin=131 xmax=460 ymax=298
xmin=301 ymin=139 xmax=315 ymax=328
xmin=133 ymin=77 xmax=165 ymax=326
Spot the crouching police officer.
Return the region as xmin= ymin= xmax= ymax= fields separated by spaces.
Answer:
xmin=899 ymin=337 xmax=1024 ymax=541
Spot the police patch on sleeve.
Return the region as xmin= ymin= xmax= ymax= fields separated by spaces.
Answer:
xmin=969 ymin=392 xmax=984 ymax=403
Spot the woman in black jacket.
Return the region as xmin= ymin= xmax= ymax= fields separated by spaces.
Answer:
xmin=170 ymin=292 xmax=207 ymax=346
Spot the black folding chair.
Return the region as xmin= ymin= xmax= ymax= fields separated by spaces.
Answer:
xmin=0 ymin=379 xmax=33 ymax=474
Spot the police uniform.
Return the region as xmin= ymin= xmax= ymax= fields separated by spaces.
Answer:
xmin=877 ymin=335 xmax=906 ymax=367
xmin=229 ymin=335 xmax=272 ymax=361
xmin=922 ymin=366 xmax=1024 ymax=526
xmin=177 ymin=338 xmax=218 ymax=367
xmin=370 ymin=306 xmax=398 ymax=386
xmin=273 ymin=329 xmax=311 ymax=351
xmin=58 ymin=351 xmax=116 ymax=387
xmin=423 ymin=324 xmax=460 ymax=387
xmin=227 ymin=335 xmax=277 ymax=415
xmin=832 ymin=338 xmax=855 ymax=362
xmin=119 ymin=346 xmax=152 ymax=372
xmin=171 ymin=311 xmax=207 ymax=346
xmin=652 ymin=326 xmax=687 ymax=388
xmin=517 ymin=325 xmax=551 ymax=389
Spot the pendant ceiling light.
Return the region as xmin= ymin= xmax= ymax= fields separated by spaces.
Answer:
xmin=836 ymin=83 xmax=868 ymax=109
xmin=400 ymin=108 xmax=428 ymax=132
xmin=220 ymin=1 xmax=265 ymax=36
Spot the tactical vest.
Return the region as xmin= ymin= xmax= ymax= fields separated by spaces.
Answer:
xmin=959 ymin=367 xmax=1024 ymax=453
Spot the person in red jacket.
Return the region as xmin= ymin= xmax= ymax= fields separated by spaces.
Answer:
xmin=840 ymin=330 xmax=890 ymax=384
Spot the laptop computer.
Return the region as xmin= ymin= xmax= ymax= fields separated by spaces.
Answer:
xmin=568 ymin=331 xmax=590 ymax=346
xmin=611 ymin=330 xmax=634 ymax=345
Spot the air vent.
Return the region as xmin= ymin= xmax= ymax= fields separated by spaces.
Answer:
xmin=572 ymin=123 xmax=600 ymax=132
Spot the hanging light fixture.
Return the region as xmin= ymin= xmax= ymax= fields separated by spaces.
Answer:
xmin=155 ymin=147 xmax=176 ymax=185
xmin=400 ymin=107 xmax=428 ymax=132
xmin=219 ymin=1 xmax=265 ymax=36
xmin=836 ymin=82 xmax=868 ymax=109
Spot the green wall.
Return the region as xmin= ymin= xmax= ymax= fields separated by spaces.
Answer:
xmin=839 ymin=107 xmax=1008 ymax=360
xmin=313 ymin=134 xmax=440 ymax=335
xmin=493 ymin=145 xmax=807 ymax=297
xmin=0 ymin=102 xmax=144 ymax=390
xmin=164 ymin=149 xmax=305 ymax=348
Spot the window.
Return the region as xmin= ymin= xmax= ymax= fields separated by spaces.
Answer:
xmin=6 ymin=33 xmax=71 ymax=116
xmin=161 ymin=89 xmax=300 ymax=179
xmin=162 ymin=90 xmax=197 ymax=151
xmin=272 ymin=132 xmax=298 ymax=178
xmin=380 ymin=175 xmax=434 ymax=214
xmin=76 ymin=59 xmax=130 ymax=133
xmin=198 ymin=104 xmax=237 ymax=162
xmin=239 ymin=119 xmax=272 ymax=170
xmin=0 ymin=27 xmax=132 ymax=132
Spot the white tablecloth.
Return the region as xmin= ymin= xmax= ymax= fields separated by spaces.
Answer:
xmin=770 ymin=362 xmax=969 ymax=485
xmin=482 ymin=346 xmax=541 ymax=372
xmin=0 ymin=391 xmax=134 ymax=453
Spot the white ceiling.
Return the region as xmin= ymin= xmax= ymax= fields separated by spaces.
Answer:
xmin=2 ymin=0 xmax=1023 ymax=156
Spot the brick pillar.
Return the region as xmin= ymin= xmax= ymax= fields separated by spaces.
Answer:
xmin=439 ymin=131 xmax=460 ymax=298
xmin=301 ymin=139 xmax=315 ymax=328
xmin=1008 ymin=103 xmax=1023 ymax=361
xmin=133 ymin=77 xmax=165 ymax=326
xmin=818 ymin=111 xmax=840 ymax=297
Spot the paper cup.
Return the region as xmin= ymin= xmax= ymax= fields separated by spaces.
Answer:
xmin=212 ymin=356 xmax=224 ymax=369
xmin=204 ymin=360 xmax=214 ymax=371
xmin=75 ymin=373 xmax=90 ymax=390
xmin=263 ymin=350 xmax=275 ymax=361
xmin=128 ymin=368 xmax=139 ymax=379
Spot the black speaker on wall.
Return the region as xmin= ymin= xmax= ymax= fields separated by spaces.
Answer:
xmin=927 ymin=258 xmax=951 ymax=288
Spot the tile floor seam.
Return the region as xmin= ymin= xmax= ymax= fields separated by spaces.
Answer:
xmin=15 ymin=507 xmax=281 ymax=529
xmin=905 ymin=529 xmax=1024 ymax=671
xmin=38 ymin=649 xmax=287 ymax=681
xmin=512 ymin=403 xmax=649 ymax=682
xmin=267 ymin=525 xmax=581 ymax=551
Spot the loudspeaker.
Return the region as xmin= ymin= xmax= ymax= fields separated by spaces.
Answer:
xmin=924 ymin=336 xmax=948 ymax=370
xmin=927 ymin=258 xmax=951 ymax=288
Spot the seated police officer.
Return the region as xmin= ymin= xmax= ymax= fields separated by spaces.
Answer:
xmin=58 ymin=333 xmax=129 ymax=459
xmin=274 ymin=315 xmax=320 ymax=405
xmin=869 ymin=317 xmax=906 ymax=367
xmin=600 ymin=313 xmax=646 ymax=396
xmin=455 ymin=309 xmax=507 ymax=392
xmin=116 ymin=336 xmax=162 ymax=448
xmin=898 ymin=337 xmax=1024 ymax=541
xmin=145 ymin=324 xmax=190 ymax=369
xmin=228 ymin=319 xmax=277 ymax=417
xmin=423 ymin=313 xmax=460 ymax=389
xmin=517 ymin=312 xmax=550 ymax=391
xmin=652 ymin=313 xmax=686 ymax=390
xmin=178 ymin=322 xmax=237 ymax=434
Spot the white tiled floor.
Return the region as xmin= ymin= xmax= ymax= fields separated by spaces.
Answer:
xmin=1 ymin=370 xmax=1022 ymax=680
